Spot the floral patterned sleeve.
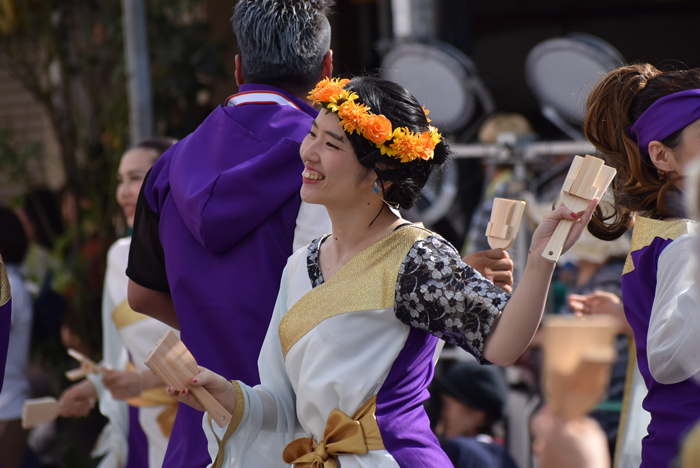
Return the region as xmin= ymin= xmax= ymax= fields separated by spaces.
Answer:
xmin=394 ymin=235 xmax=510 ymax=363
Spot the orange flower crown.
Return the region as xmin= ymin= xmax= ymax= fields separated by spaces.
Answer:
xmin=308 ymin=78 xmax=442 ymax=163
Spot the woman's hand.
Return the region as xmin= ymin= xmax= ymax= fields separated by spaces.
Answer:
xmin=58 ymin=379 xmax=98 ymax=417
xmin=529 ymin=198 xmax=600 ymax=259
xmin=102 ymin=369 xmax=144 ymax=400
xmin=463 ymin=248 xmax=514 ymax=292
xmin=568 ymin=291 xmax=631 ymax=335
xmin=166 ymin=367 xmax=237 ymax=415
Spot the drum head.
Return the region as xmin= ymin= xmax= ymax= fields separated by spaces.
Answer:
xmin=525 ymin=34 xmax=624 ymax=124
xmin=381 ymin=41 xmax=477 ymax=133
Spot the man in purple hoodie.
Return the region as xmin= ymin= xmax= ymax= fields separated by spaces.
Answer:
xmin=125 ymin=1 xmax=333 ymax=467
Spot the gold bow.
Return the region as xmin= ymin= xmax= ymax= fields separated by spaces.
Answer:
xmin=282 ymin=396 xmax=384 ymax=468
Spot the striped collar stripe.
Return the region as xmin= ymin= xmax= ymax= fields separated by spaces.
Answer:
xmin=225 ymin=91 xmax=300 ymax=110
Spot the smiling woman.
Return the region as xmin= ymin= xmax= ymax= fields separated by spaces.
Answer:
xmin=170 ymin=75 xmax=599 ymax=468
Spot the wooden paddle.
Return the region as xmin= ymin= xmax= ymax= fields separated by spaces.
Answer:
xmin=145 ymin=330 xmax=232 ymax=428
xmin=542 ymin=155 xmax=616 ymax=263
xmin=486 ymin=198 xmax=527 ymax=250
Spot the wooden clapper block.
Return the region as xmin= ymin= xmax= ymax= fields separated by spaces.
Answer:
xmin=145 ymin=330 xmax=232 ymax=428
xmin=542 ymin=155 xmax=616 ymax=262
xmin=542 ymin=315 xmax=617 ymax=421
xmin=486 ymin=198 xmax=527 ymax=250
xmin=22 ymin=397 xmax=61 ymax=429
xmin=65 ymin=348 xmax=101 ymax=381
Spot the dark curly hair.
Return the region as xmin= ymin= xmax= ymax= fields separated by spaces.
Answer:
xmin=584 ymin=64 xmax=700 ymax=240
xmin=341 ymin=76 xmax=450 ymax=210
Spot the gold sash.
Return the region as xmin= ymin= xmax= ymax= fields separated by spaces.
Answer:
xmin=278 ymin=225 xmax=430 ymax=357
xmin=124 ymin=362 xmax=178 ymax=438
xmin=282 ymin=396 xmax=384 ymax=468
xmin=0 ymin=254 xmax=10 ymax=307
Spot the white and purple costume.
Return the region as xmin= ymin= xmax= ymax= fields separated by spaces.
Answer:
xmin=205 ymin=225 xmax=509 ymax=468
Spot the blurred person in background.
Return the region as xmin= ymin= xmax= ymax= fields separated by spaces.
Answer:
xmin=58 ymin=138 xmax=178 ymax=468
xmin=0 ymin=207 xmax=33 ymax=468
xmin=432 ymin=361 xmax=518 ymax=468
xmin=585 ymin=64 xmax=700 ymax=468
xmin=530 ymin=406 xmax=610 ymax=468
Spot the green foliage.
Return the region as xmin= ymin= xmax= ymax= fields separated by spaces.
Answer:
xmin=0 ymin=2 xmax=224 ymax=463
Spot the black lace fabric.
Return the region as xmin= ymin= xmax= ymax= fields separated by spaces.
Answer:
xmin=395 ymin=236 xmax=510 ymax=362
xmin=306 ymin=235 xmax=327 ymax=288
xmin=305 ymin=233 xmax=510 ymax=362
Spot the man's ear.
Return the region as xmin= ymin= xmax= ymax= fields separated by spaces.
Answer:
xmin=320 ymin=50 xmax=333 ymax=81
xmin=648 ymin=140 xmax=677 ymax=173
xmin=235 ymin=55 xmax=245 ymax=87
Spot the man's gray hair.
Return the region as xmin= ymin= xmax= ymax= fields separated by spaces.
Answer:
xmin=232 ymin=0 xmax=333 ymax=93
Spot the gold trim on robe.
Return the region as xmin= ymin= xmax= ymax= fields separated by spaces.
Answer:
xmin=112 ymin=299 xmax=149 ymax=329
xmin=278 ymin=225 xmax=431 ymax=358
xmin=622 ymin=217 xmax=693 ymax=276
xmin=212 ymin=381 xmax=246 ymax=468
xmin=0 ymin=254 xmax=10 ymax=307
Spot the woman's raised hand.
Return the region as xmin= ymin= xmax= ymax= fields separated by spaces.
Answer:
xmin=58 ymin=379 xmax=98 ymax=417
xmin=166 ymin=366 xmax=237 ymax=415
xmin=528 ymin=198 xmax=599 ymax=259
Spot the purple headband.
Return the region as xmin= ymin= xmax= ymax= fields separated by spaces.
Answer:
xmin=628 ymin=88 xmax=700 ymax=154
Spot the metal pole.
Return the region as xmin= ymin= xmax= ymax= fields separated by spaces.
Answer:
xmin=122 ymin=0 xmax=153 ymax=143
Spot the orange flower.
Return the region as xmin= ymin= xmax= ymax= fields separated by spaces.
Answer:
xmin=389 ymin=129 xmax=435 ymax=163
xmin=308 ymin=78 xmax=349 ymax=106
xmin=338 ymin=100 xmax=370 ymax=134
xmin=423 ymin=106 xmax=432 ymax=123
xmin=362 ymin=114 xmax=393 ymax=145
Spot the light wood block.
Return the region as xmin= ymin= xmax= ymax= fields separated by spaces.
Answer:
xmin=22 ymin=397 xmax=61 ymax=429
xmin=65 ymin=348 xmax=101 ymax=381
xmin=145 ymin=330 xmax=232 ymax=428
xmin=542 ymin=155 xmax=616 ymax=262
xmin=486 ymin=198 xmax=527 ymax=250
xmin=542 ymin=315 xmax=617 ymax=421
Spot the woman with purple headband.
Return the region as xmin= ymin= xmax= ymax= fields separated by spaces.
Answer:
xmin=585 ymin=64 xmax=700 ymax=468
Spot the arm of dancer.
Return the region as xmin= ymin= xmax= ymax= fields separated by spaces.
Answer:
xmin=126 ymin=171 xmax=179 ymax=329
xmin=482 ymin=199 xmax=599 ymax=366
xmin=170 ymin=267 xmax=300 ymax=467
xmin=647 ymin=234 xmax=700 ymax=384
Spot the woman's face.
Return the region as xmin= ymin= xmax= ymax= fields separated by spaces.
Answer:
xmin=299 ymin=110 xmax=375 ymax=208
xmin=117 ymin=148 xmax=156 ymax=228
xmin=676 ymin=118 xmax=700 ymax=175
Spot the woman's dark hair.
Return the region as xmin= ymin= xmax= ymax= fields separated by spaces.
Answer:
xmin=23 ymin=188 xmax=64 ymax=249
xmin=133 ymin=137 xmax=177 ymax=161
xmin=342 ymin=76 xmax=450 ymax=210
xmin=584 ymin=64 xmax=700 ymax=240
xmin=0 ymin=207 xmax=28 ymax=264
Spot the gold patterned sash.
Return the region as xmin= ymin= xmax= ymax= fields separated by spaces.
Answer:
xmin=124 ymin=362 xmax=178 ymax=438
xmin=278 ymin=225 xmax=430 ymax=357
xmin=0 ymin=254 xmax=10 ymax=307
xmin=282 ymin=396 xmax=384 ymax=468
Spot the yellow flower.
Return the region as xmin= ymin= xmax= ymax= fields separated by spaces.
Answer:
xmin=428 ymin=126 xmax=442 ymax=146
xmin=362 ymin=114 xmax=393 ymax=145
xmin=327 ymin=90 xmax=359 ymax=112
xmin=338 ymin=100 xmax=370 ymax=134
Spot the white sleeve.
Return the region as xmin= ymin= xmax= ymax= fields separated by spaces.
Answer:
xmin=647 ymin=234 xmax=700 ymax=384
xmin=89 ymin=240 xmax=130 ymax=468
xmin=293 ymin=202 xmax=331 ymax=252
xmin=203 ymin=265 xmax=302 ymax=468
